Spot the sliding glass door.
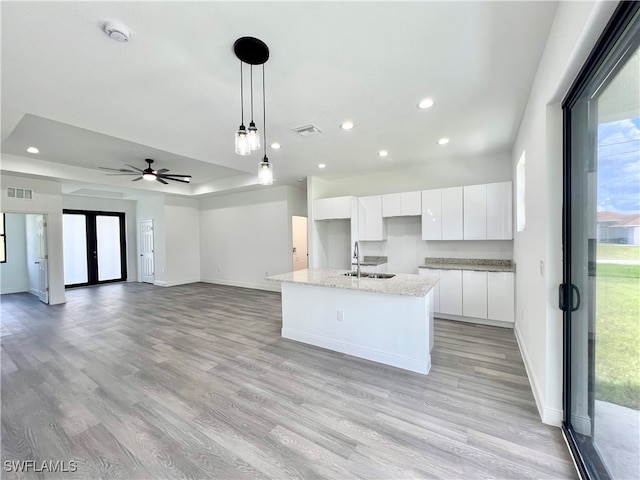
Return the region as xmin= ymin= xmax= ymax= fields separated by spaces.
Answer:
xmin=62 ymin=210 xmax=127 ymax=287
xmin=562 ymin=4 xmax=639 ymax=479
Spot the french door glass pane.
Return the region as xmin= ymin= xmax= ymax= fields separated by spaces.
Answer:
xmin=62 ymin=214 xmax=88 ymax=285
xmin=569 ymin=46 xmax=639 ymax=480
xmin=96 ymin=215 xmax=122 ymax=281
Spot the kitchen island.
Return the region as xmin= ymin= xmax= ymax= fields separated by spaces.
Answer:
xmin=266 ymin=269 xmax=439 ymax=374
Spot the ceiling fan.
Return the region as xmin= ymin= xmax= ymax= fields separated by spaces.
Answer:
xmin=99 ymin=159 xmax=192 ymax=184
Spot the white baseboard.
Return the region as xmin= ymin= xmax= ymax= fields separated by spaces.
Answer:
xmin=282 ymin=328 xmax=431 ymax=375
xmin=514 ymin=323 xmax=563 ymax=426
xmin=436 ymin=313 xmax=513 ymax=328
xmin=200 ymin=277 xmax=281 ymax=293
xmin=0 ymin=286 xmax=30 ymax=295
xmin=153 ymin=278 xmax=200 ymax=288
xmin=29 ymin=287 xmax=40 ymax=296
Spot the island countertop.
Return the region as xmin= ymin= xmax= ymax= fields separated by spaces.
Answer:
xmin=266 ymin=268 xmax=438 ymax=297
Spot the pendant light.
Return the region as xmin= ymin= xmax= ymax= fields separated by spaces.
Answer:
xmin=234 ymin=37 xmax=272 ymax=185
xmin=258 ymin=63 xmax=273 ymax=185
xmin=235 ymin=61 xmax=250 ymax=155
xmin=247 ymin=66 xmax=260 ymax=151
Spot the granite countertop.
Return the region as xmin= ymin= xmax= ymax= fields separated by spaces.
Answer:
xmin=418 ymin=257 xmax=516 ymax=272
xmin=266 ymin=268 xmax=438 ymax=297
xmin=351 ymin=255 xmax=387 ymax=266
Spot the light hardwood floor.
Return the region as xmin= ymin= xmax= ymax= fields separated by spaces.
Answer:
xmin=1 ymin=282 xmax=576 ymax=479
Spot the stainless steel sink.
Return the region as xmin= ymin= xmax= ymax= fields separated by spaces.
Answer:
xmin=367 ymin=273 xmax=396 ymax=279
xmin=342 ymin=272 xmax=395 ymax=279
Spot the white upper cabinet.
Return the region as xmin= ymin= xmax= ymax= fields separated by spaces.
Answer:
xmin=358 ymin=195 xmax=386 ymax=241
xmin=486 ymin=182 xmax=513 ymax=240
xmin=314 ymin=196 xmax=354 ymax=221
xmin=441 ymin=187 xmax=463 ymax=240
xmin=383 ymin=191 xmax=422 ymax=217
xmin=421 ymin=189 xmax=442 ymax=240
xmin=463 ymin=184 xmax=487 ymax=240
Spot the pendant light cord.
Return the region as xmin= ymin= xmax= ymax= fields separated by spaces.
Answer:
xmin=250 ymin=66 xmax=254 ymax=122
xmin=239 ymin=61 xmax=244 ymax=125
xmin=262 ymin=63 xmax=267 ymax=159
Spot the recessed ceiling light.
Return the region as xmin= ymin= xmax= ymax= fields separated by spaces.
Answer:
xmin=340 ymin=121 xmax=354 ymax=130
xmin=437 ymin=137 xmax=450 ymax=145
xmin=417 ymin=98 xmax=434 ymax=109
xmin=27 ymin=146 xmax=39 ymax=154
xmin=318 ymin=163 xmax=327 ymax=169
xmin=378 ymin=150 xmax=388 ymax=158
xmin=270 ymin=142 xmax=281 ymax=149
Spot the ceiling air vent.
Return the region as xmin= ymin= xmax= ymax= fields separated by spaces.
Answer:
xmin=293 ymin=124 xmax=322 ymax=137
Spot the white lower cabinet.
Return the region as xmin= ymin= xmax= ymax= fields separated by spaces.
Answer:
xmin=438 ymin=269 xmax=462 ymax=316
xmin=487 ymin=272 xmax=515 ymax=322
xmin=462 ymin=271 xmax=488 ymax=319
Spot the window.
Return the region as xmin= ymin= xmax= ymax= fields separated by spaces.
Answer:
xmin=0 ymin=213 xmax=5 ymax=263
xmin=516 ymin=151 xmax=526 ymax=232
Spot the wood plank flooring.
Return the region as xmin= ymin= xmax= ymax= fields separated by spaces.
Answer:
xmin=1 ymin=282 xmax=576 ymax=479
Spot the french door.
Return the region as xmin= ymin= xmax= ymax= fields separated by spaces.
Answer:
xmin=562 ymin=3 xmax=639 ymax=480
xmin=62 ymin=210 xmax=127 ymax=287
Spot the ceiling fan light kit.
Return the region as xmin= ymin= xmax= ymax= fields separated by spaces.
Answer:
xmin=100 ymin=158 xmax=192 ymax=185
xmin=234 ymin=36 xmax=273 ymax=185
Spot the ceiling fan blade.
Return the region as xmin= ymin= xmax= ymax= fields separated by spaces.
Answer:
xmin=156 ymin=177 xmax=168 ymax=185
xmin=161 ymin=177 xmax=191 ymax=184
xmin=99 ymin=166 xmax=136 ymax=173
xmin=160 ymin=173 xmax=191 ymax=179
xmin=156 ymin=168 xmax=169 ymax=174
xmin=132 ymin=176 xmax=143 ymax=182
xmin=125 ymin=164 xmax=144 ymax=173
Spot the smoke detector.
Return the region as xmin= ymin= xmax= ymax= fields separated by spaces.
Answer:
xmin=293 ymin=124 xmax=322 ymax=137
xmin=103 ymin=21 xmax=131 ymax=42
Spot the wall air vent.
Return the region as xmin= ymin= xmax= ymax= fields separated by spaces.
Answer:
xmin=7 ymin=187 xmax=33 ymax=200
xmin=293 ymin=124 xmax=322 ymax=137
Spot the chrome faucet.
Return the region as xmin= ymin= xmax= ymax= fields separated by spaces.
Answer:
xmin=353 ymin=241 xmax=361 ymax=278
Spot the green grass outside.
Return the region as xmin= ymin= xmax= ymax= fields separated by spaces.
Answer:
xmin=595 ymin=244 xmax=640 ymax=410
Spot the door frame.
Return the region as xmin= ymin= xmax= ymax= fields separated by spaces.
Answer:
xmin=561 ymin=3 xmax=640 ymax=479
xmin=63 ymin=209 xmax=128 ymax=288
xmin=139 ymin=219 xmax=155 ymax=283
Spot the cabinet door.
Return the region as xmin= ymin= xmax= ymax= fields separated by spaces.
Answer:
xmin=486 ymin=182 xmax=513 ymax=239
xmin=358 ymin=195 xmax=386 ymax=241
xmin=418 ymin=268 xmax=440 ymax=313
xmin=401 ymin=191 xmax=422 ymax=216
xmin=421 ymin=189 xmax=442 ymax=240
xmin=382 ymin=193 xmax=402 ymax=217
xmin=487 ymin=272 xmax=515 ymax=322
xmin=314 ymin=198 xmax=331 ymax=220
xmin=462 ymin=270 xmax=488 ymax=319
xmin=441 ymin=187 xmax=463 ymax=240
xmin=438 ymin=269 xmax=462 ymax=315
xmin=332 ymin=196 xmax=353 ymax=219
xmin=464 ymin=184 xmax=487 ymax=240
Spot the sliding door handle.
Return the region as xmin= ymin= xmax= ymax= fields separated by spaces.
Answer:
xmin=559 ymin=283 xmax=581 ymax=312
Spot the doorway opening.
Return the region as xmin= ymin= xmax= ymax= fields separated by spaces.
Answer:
xmin=62 ymin=210 xmax=127 ymax=287
xmin=292 ymin=216 xmax=308 ymax=271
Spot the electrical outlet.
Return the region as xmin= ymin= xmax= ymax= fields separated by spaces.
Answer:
xmin=217 ymin=267 xmax=221 ymax=272
xmin=337 ymin=310 xmax=344 ymax=321
xmin=539 ymin=260 xmax=544 ymax=276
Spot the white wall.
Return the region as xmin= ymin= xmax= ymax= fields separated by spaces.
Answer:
xmin=512 ymin=0 xmax=618 ymax=426
xmin=0 ymin=173 xmax=65 ymax=304
xmin=164 ymin=196 xmax=200 ymax=286
xmin=200 ymin=185 xmax=306 ymax=291
xmin=62 ymin=195 xmax=137 ymax=283
xmin=0 ymin=213 xmax=29 ymax=294
xmin=136 ymin=196 xmax=166 ymax=285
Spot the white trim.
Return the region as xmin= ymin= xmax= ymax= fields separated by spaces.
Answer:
xmin=153 ymin=278 xmax=200 ymax=287
xmin=282 ymin=328 xmax=431 ymax=374
xmin=200 ymin=277 xmax=281 ymax=293
xmin=436 ymin=313 xmax=513 ymax=329
xmin=543 ymin=406 xmax=564 ymax=427
xmin=514 ymin=322 xmax=546 ymax=423
xmin=0 ymin=287 xmax=30 ymax=294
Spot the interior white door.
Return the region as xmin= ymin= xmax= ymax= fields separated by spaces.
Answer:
xmin=139 ymin=220 xmax=154 ymax=283
xmin=35 ymin=215 xmax=48 ymax=304
xmin=292 ymin=216 xmax=308 ymax=271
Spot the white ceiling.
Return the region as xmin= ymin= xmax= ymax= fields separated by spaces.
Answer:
xmin=1 ymin=1 xmax=558 ymax=199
